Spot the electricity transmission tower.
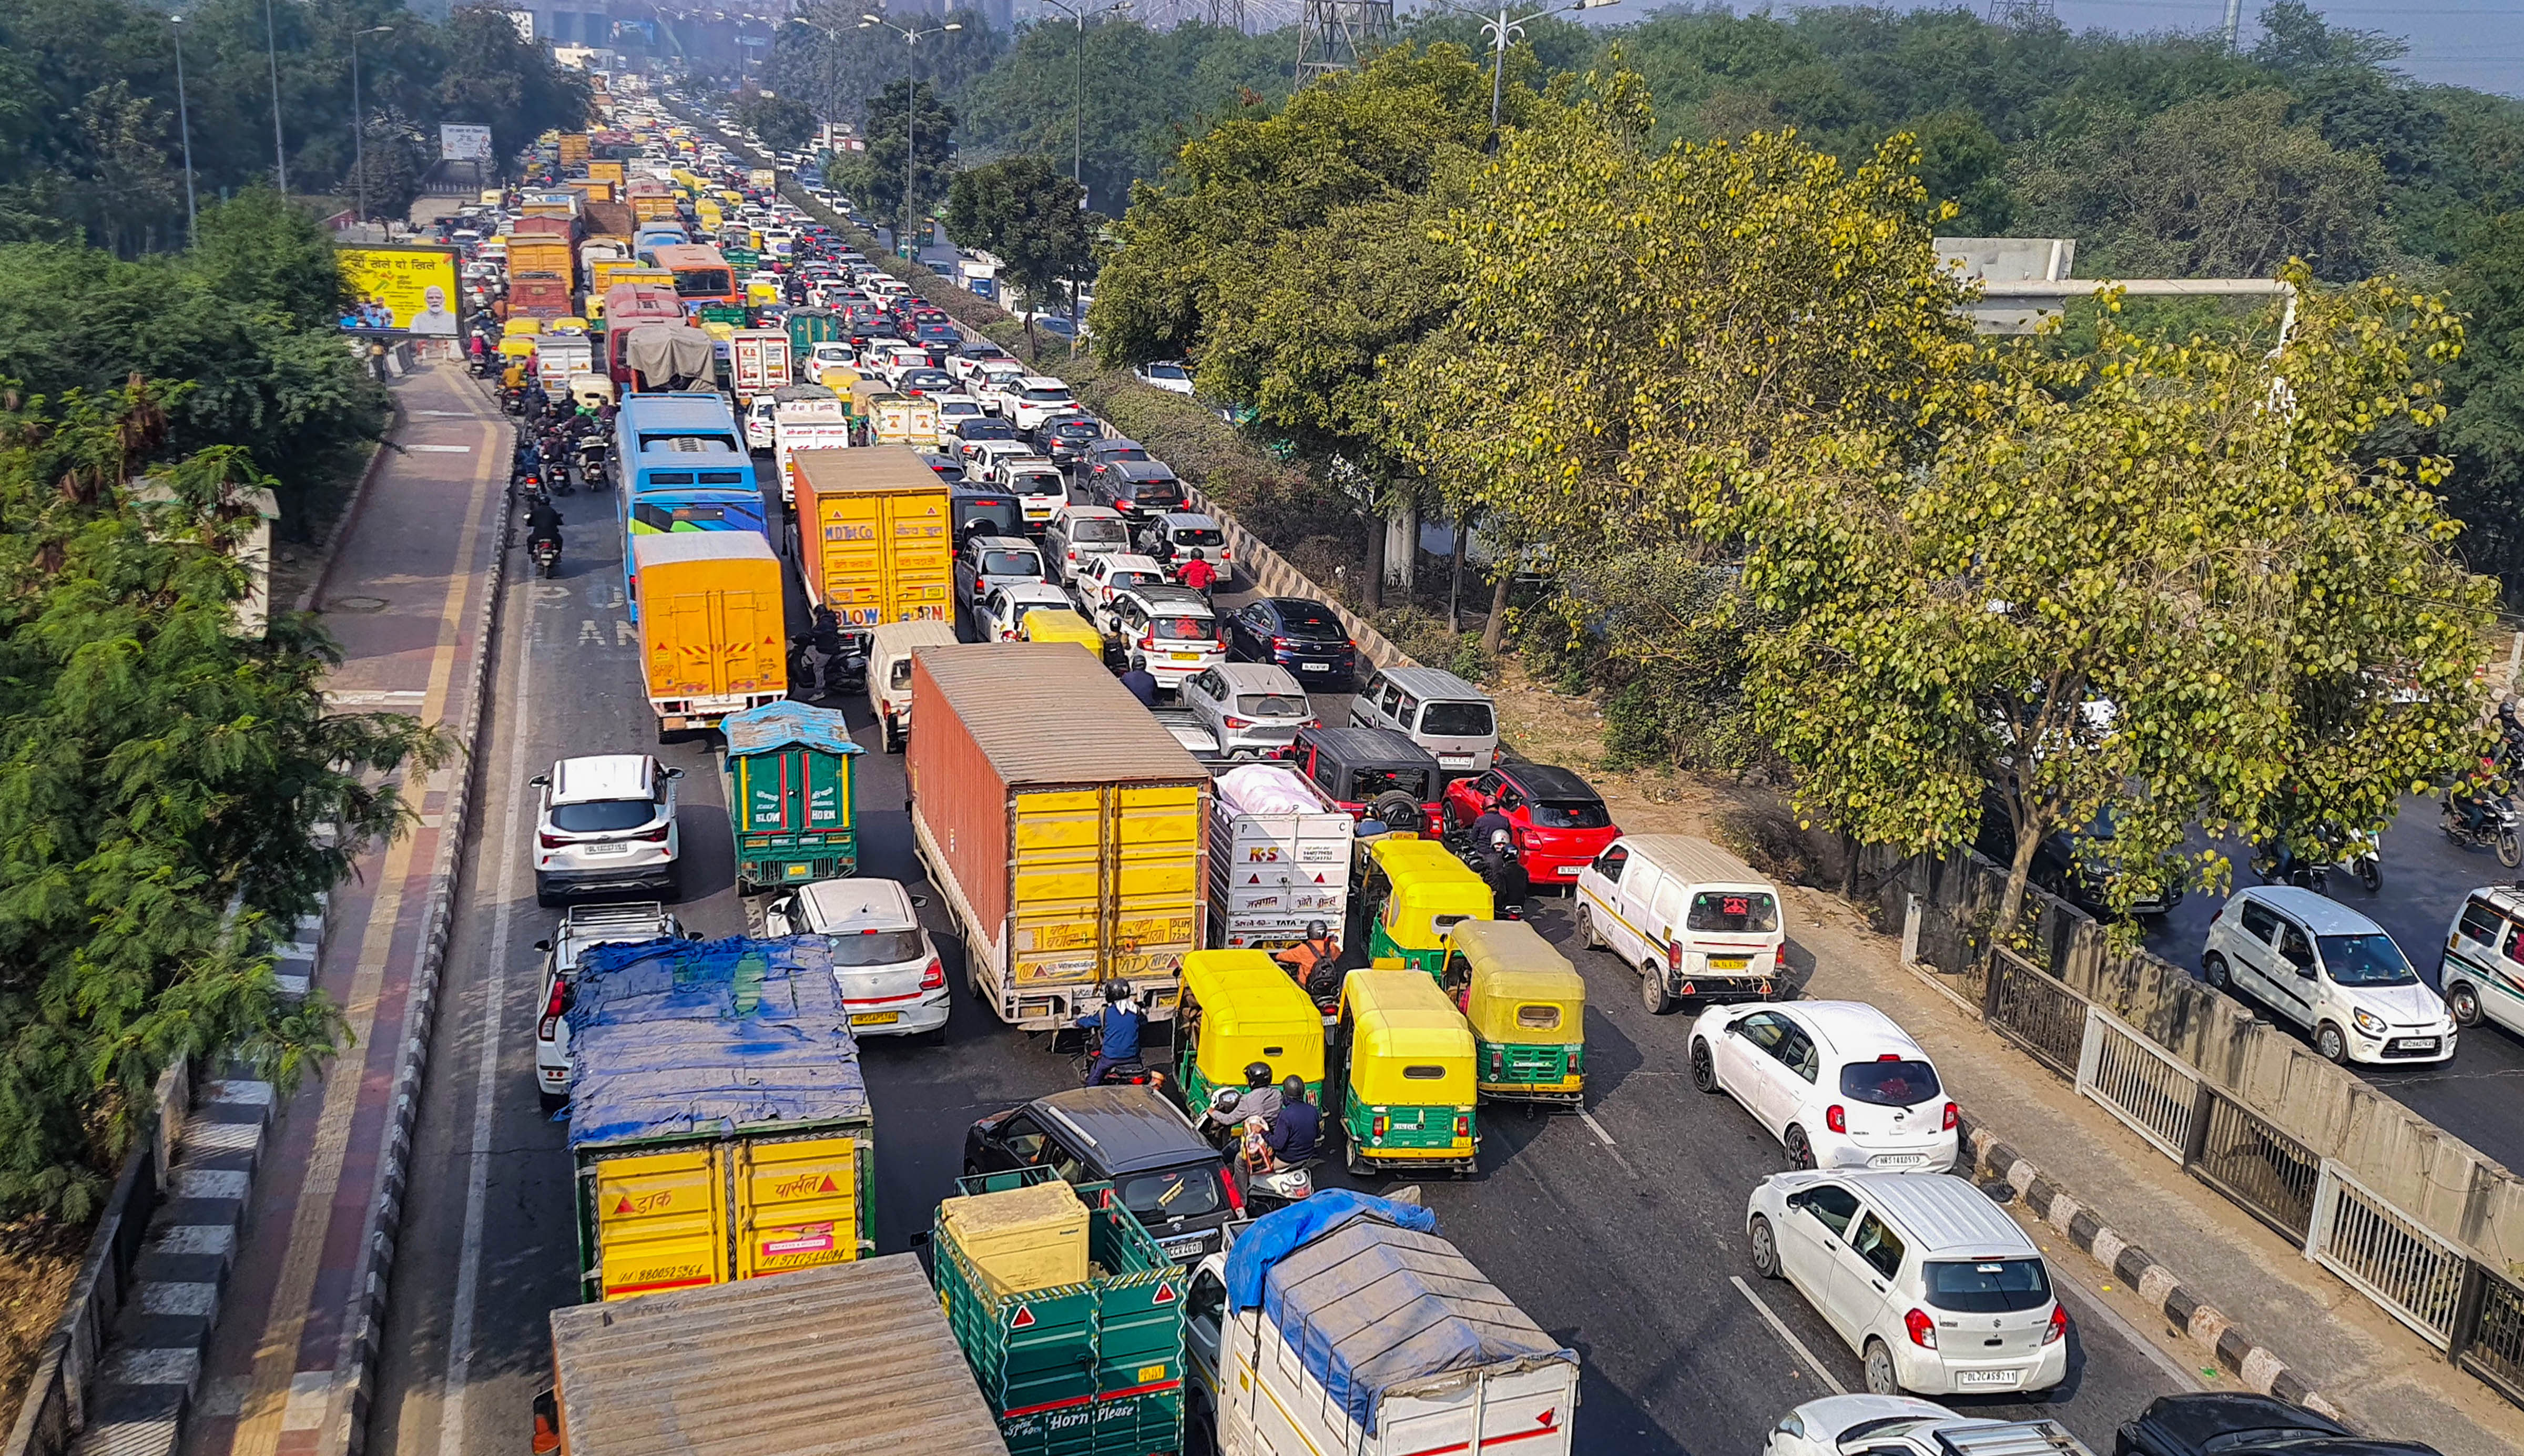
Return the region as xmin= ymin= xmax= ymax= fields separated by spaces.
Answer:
xmin=1207 ymin=0 xmax=1244 ymax=29
xmin=1295 ymin=0 xmax=1389 ymax=77
xmin=1984 ymin=0 xmax=2054 ymax=26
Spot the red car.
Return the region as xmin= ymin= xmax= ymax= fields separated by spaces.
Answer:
xmin=1440 ymin=763 xmax=1619 ymax=884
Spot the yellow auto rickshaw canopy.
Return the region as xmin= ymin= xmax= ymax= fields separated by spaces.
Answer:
xmin=1450 ymin=920 xmax=1585 ymax=1046
xmin=1021 ymin=609 xmax=1104 ymax=655
xmin=547 ymin=316 xmax=590 ymax=335
xmin=1179 ymin=950 xmax=1324 ymax=1087
xmin=1380 ymin=867 xmax=1494 ymax=950
xmin=497 ymin=336 xmax=538 ymax=358
xmin=503 ymin=317 xmax=542 ymax=337
xmin=1366 ymin=836 xmax=1465 ymax=879
xmin=1339 ymin=969 xmax=1477 ymax=1099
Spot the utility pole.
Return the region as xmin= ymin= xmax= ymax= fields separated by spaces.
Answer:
xmin=860 ymin=12 xmax=960 ymax=257
xmin=1039 ymin=0 xmax=1132 ymax=205
xmin=2223 ymin=0 xmax=2243 ymax=47
xmin=351 ymin=26 xmax=393 ymax=223
xmin=264 ymin=0 xmax=288 ymax=195
xmin=170 ymin=13 xmax=197 ymax=243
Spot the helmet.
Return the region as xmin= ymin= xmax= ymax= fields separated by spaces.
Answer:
xmin=1281 ymin=1075 xmax=1305 ymax=1103
xmin=1490 ymin=828 xmax=1512 ymax=849
xmin=1245 ymin=1061 xmax=1272 ymax=1087
xmin=1306 ymin=921 xmax=1328 ymax=940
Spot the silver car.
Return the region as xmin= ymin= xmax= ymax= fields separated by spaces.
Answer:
xmin=1178 ymin=662 xmax=1316 ymax=758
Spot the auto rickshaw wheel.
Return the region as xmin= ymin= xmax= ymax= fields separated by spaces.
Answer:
xmin=1345 ymin=1142 xmax=1370 ymax=1177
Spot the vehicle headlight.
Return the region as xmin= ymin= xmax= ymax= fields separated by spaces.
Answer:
xmin=2353 ymin=1009 xmax=2388 ymax=1037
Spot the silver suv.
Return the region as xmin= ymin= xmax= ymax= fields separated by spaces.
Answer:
xmin=532 ymin=902 xmax=686 ymax=1109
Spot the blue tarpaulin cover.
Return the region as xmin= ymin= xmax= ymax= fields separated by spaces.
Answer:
xmin=1223 ymin=1193 xmax=1574 ymax=1433
xmin=720 ymin=700 xmax=862 ymax=760
xmin=564 ymin=935 xmax=868 ymax=1149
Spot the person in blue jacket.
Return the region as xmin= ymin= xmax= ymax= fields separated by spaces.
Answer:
xmin=1078 ymin=984 xmax=1144 ymax=1085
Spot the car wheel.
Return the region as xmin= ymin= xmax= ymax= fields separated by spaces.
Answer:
xmin=2316 ymin=1021 xmax=2349 ymax=1064
xmin=1640 ymin=960 xmax=1674 ymax=1015
xmin=1576 ymin=904 xmax=1601 ymax=950
xmin=2450 ymin=980 xmax=2484 ymax=1028
xmin=1862 ymin=1338 xmax=1901 ymax=1397
xmin=1785 ymin=1125 xmax=1817 ymax=1169
xmin=2204 ymin=953 xmax=2231 ymax=992
xmin=1747 ymin=1215 xmax=1780 ymax=1279
xmin=1690 ymin=1039 xmax=1722 ymax=1093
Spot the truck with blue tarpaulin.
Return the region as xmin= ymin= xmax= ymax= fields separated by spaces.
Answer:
xmin=718 ymin=700 xmax=861 ymax=891
xmin=566 ymin=934 xmax=875 ymax=1303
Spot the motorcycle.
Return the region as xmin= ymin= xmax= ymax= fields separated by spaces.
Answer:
xmin=530 ymin=534 xmax=561 ymax=579
xmin=1076 ymin=1025 xmax=1154 ymax=1087
xmin=2341 ymin=829 xmax=2381 ymax=893
xmin=575 ymin=436 xmax=609 ymax=491
xmin=1204 ymin=1087 xmax=1316 ymax=1211
xmin=2441 ymin=790 xmax=2523 ymax=869
xmin=2251 ymin=844 xmax=2330 ymax=894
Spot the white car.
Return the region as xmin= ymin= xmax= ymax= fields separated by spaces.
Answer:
xmin=973 ymin=361 xmax=1028 ymax=410
xmin=949 ymin=346 xmax=1012 ymax=384
xmin=530 ymin=755 xmax=683 ymax=905
xmin=742 ymin=394 xmax=778 ymax=453
xmin=973 ymin=581 xmax=1077 ymax=642
xmin=874 ymin=345 xmax=933 ymax=386
xmin=1133 ymin=360 xmax=1196 ymax=396
xmin=962 ymin=438 xmax=1039 ymax=483
xmin=1688 ymin=1001 xmax=1957 ymax=1172
xmin=931 ymin=392 xmax=986 ymax=427
xmin=1005 ymin=376 xmax=1079 ymax=431
xmin=2203 ymin=885 xmax=2454 ymax=1064
xmin=1747 ymin=1170 xmax=2068 ymax=1397
xmin=806 ymin=341 xmax=854 ymax=374
xmin=764 ymin=879 xmax=949 ymax=1040
xmin=1763 ymin=1396 xmax=2064 ymax=1456
xmin=1070 ymin=552 xmax=1169 ymax=618
xmin=1108 ymin=585 xmax=1225 ymax=689
xmin=1178 ymin=663 xmax=1315 ymax=758
xmin=532 ymin=902 xmax=685 ymax=1109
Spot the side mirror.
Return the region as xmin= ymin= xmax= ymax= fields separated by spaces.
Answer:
xmin=528 ymin=774 xmax=551 ymax=788
xmin=533 ymin=939 xmax=552 ymax=953
xmin=663 ymin=766 xmax=684 ymax=780
xmin=910 ymin=892 xmax=930 ymax=908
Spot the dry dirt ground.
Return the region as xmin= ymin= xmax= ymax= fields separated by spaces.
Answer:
xmin=0 ymin=1224 xmax=93 ymax=1434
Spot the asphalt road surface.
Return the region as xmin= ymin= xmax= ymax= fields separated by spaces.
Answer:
xmin=366 ymin=426 xmax=2193 ymax=1456
xmin=2138 ymin=805 xmax=2524 ymax=1173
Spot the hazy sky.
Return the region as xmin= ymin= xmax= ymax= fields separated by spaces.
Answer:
xmin=2048 ymin=1 xmax=2521 ymax=96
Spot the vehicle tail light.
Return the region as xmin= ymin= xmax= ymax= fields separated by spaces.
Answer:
xmin=1223 ymin=716 xmax=1252 ymax=730
xmin=1271 ymin=636 xmax=1290 ymax=650
xmin=1140 ymin=634 xmax=1157 ymax=650
xmin=538 ymin=978 xmax=568 ymax=1041
xmin=1825 ymin=1104 xmax=1846 ymax=1134
xmin=1942 ymin=1101 xmax=1959 ymax=1131
xmin=538 ymin=832 xmax=567 ymax=849
xmin=1220 ymin=1170 xmax=1244 ymax=1213
xmin=1904 ymin=1308 xmax=1938 ymax=1349
xmin=634 ymin=823 xmax=671 ymax=843
xmin=919 ymin=959 xmax=944 ymax=992
xmin=1371 ymin=1114 xmax=1388 ymax=1141
xmin=1454 ymin=1114 xmax=1471 ymax=1139
xmin=2044 ymin=1303 xmax=2069 ymax=1344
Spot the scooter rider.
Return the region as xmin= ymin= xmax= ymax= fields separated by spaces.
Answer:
xmin=1206 ymin=1061 xmax=1280 ymax=1136
xmin=525 ymin=496 xmax=564 ymax=556
xmin=1273 ymin=922 xmax=1339 ymax=987
xmin=1076 ymin=983 xmax=1144 ymax=1087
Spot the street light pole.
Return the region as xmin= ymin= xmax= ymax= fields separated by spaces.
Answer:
xmin=264 ymin=0 xmax=288 ymax=195
xmin=351 ymin=26 xmax=393 ymax=223
xmin=1429 ymin=0 xmax=1621 ymax=130
xmin=1039 ymin=0 xmax=1131 ymax=201
xmin=860 ymin=12 xmax=960 ymax=258
xmin=170 ymin=14 xmax=197 ymax=243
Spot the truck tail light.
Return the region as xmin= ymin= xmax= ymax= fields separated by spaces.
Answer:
xmin=919 ymin=959 xmax=944 ymax=991
xmin=1825 ymin=1104 xmax=1846 ymax=1134
xmin=539 ymin=978 xmax=568 ymax=1041
xmin=1904 ymin=1308 xmax=1938 ymax=1348
xmin=1942 ymin=1101 xmax=1959 ymax=1131
xmin=2043 ymin=1304 xmax=2068 ymax=1345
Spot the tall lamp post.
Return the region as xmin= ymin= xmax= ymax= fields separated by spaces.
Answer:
xmin=1429 ymin=0 xmax=1621 ymax=130
xmin=170 ymin=13 xmax=198 ymax=243
xmin=350 ymin=25 xmax=393 ymax=222
xmin=859 ymin=11 xmax=960 ymax=259
xmin=264 ymin=0 xmax=288 ymax=194
xmin=1037 ymin=0 xmax=1131 ymax=203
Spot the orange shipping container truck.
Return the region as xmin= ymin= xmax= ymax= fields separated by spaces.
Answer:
xmin=629 ymin=533 xmax=787 ymax=736
xmin=787 ymin=447 xmax=952 ymax=637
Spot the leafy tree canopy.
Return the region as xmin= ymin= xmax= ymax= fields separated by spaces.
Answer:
xmin=943 ymin=155 xmax=1096 ymax=347
xmin=738 ymin=91 xmax=819 ymax=155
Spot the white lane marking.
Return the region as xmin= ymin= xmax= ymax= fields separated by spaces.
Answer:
xmin=1579 ymin=1109 xmax=1618 ymax=1145
xmin=414 ymin=410 xmax=475 ymax=417
xmin=325 ymin=689 xmax=428 ymax=704
xmin=435 ymin=559 xmax=536 ymax=1456
xmin=1731 ymin=1276 xmax=1849 ymax=1395
xmin=409 ymin=444 xmax=474 ymax=453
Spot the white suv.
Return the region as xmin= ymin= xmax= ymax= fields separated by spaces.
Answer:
xmin=1005 ymin=376 xmax=1078 ymax=431
xmin=530 ymin=754 xmax=684 ymax=905
xmin=764 ymin=879 xmax=948 ymax=1040
xmin=2202 ymin=885 xmax=2454 ymax=1064
xmin=532 ymin=902 xmax=685 ymax=1109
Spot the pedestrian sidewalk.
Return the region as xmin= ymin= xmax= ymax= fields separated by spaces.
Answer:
xmin=178 ymin=365 xmax=510 ymax=1456
xmin=1782 ymin=882 xmax=2524 ymax=1456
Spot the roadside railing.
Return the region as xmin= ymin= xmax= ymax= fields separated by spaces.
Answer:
xmin=2185 ymin=1088 xmax=2321 ymax=1244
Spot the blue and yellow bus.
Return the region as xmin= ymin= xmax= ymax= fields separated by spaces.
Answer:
xmin=614 ymin=393 xmax=769 ymax=617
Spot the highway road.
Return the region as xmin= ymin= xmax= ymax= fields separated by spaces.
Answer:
xmin=363 ymin=413 xmax=2195 ymax=1456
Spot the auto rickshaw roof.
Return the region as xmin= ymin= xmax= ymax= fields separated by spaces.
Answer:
xmin=1367 ymin=837 xmax=1471 ymax=875
xmin=1179 ymin=951 xmax=1324 ymax=1083
xmin=1343 ymin=970 xmax=1476 ymax=1061
xmin=1389 ymin=875 xmax=1493 ymax=922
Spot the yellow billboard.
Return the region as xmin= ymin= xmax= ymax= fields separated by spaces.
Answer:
xmin=339 ymin=246 xmax=460 ymax=334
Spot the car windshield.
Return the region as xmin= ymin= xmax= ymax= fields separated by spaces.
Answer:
xmin=1117 ymin=1164 xmax=1225 ymax=1219
xmin=960 ymin=421 xmax=1015 ymax=440
xmin=1148 ymin=615 xmax=1216 ymax=643
xmin=1275 ymin=606 xmax=1345 ymax=640
xmin=550 ymin=799 xmax=656 ymax=833
xmin=1841 ymin=1058 xmax=1942 ymax=1107
xmin=1236 ymin=693 xmax=1309 ymax=717
xmin=962 ymin=505 xmax=1022 ymax=535
xmin=1686 ymin=890 xmax=1779 ymax=933
xmin=1419 ymin=701 xmax=1494 ymax=737
xmin=1071 ymin=519 xmax=1129 ymax=545
xmin=1112 ymin=571 xmax=1163 ymax=592
xmin=1013 ymin=473 xmax=1066 ymax=496
xmin=1133 ymin=484 xmax=1186 ymax=507
xmin=1021 ymin=387 xmax=1072 ymax=402
xmin=823 ymin=929 xmax=926 ymax=966
xmin=981 ymin=550 xmax=1039 ymax=576
xmin=1922 ymin=1258 xmax=2052 ymax=1314
xmin=1528 ymin=799 xmax=1610 ymax=829
xmin=1147 ymin=363 xmax=1189 ymax=380
xmin=1351 ymin=766 xmax=1430 ymax=800
xmin=1053 ymin=422 xmax=1100 ymax=439
xmin=2317 ymin=932 xmax=2418 ymax=986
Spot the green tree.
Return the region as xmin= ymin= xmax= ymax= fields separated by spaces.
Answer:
xmin=856 ymin=78 xmax=957 ymax=243
xmin=2442 ymin=213 xmax=2524 ymax=600
xmin=0 ymin=386 xmax=447 ymax=1216
xmin=768 ymin=4 xmax=1003 ymax=130
xmin=436 ymin=2 xmax=591 ymax=165
xmin=944 ymin=155 xmax=1095 ymax=353
xmin=739 ymin=91 xmax=818 ymax=154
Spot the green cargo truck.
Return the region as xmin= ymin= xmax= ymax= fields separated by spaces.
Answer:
xmin=786 ymin=307 xmax=844 ymax=358
xmin=932 ymin=1168 xmax=1185 ymax=1456
xmin=718 ymin=700 xmax=861 ymax=891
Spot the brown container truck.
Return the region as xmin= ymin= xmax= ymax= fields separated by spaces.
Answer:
xmin=582 ymin=200 xmax=636 ymax=249
xmin=906 ymin=643 xmax=1209 ymax=1030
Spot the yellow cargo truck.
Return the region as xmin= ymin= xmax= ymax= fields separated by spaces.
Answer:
xmin=564 ymin=935 xmax=876 ymax=1303
xmin=628 ymin=533 xmax=787 ymax=737
xmin=907 ymin=643 xmax=1211 ymax=1030
xmin=788 ymin=447 xmax=952 ymax=635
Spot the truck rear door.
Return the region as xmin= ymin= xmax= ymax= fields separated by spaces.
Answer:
xmin=730 ymin=1132 xmax=868 ymax=1277
xmin=585 ymin=1146 xmax=725 ymax=1300
xmin=1009 ymin=785 xmax=1202 ymax=1009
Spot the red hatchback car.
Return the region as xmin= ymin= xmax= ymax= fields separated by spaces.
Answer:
xmin=1440 ymin=763 xmax=1620 ymax=885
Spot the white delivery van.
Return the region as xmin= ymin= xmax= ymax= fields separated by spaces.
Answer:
xmin=1575 ymin=833 xmax=1785 ymax=1013
xmin=863 ymin=620 xmax=959 ymax=753
xmin=1346 ymin=666 xmax=1498 ymax=773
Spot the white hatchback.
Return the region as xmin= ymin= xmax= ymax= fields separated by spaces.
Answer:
xmin=1690 ymin=1001 xmax=1957 ymax=1172
xmin=764 ymin=878 xmax=948 ymax=1040
xmin=2203 ymin=885 xmax=2454 ymax=1065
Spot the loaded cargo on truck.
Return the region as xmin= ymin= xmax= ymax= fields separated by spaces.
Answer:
xmin=565 ymin=935 xmax=876 ymax=1303
xmin=788 ymin=446 xmax=952 ymax=635
xmin=628 ymin=533 xmax=785 ymax=736
xmin=543 ymin=1256 xmax=1009 ymax=1456
xmin=1193 ymin=1192 xmax=1580 ymax=1456
xmin=931 ymin=1169 xmax=1186 ymax=1456
xmin=908 ymin=643 xmax=1209 ymax=1029
xmin=1207 ymin=763 xmax=1353 ymax=951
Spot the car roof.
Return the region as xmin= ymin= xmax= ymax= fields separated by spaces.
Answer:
xmin=1821 ymin=1172 xmax=2040 ymax=1258
xmin=2239 ymin=884 xmax=2389 ymax=935
xmin=1116 ymin=461 xmax=1178 ymax=480
xmin=796 ymin=877 xmax=918 ymax=929
xmin=1376 ymin=665 xmax=1489 ymax=701
xmin=995 ymin=582 xmax=1072 ymax=603
xmin=1263 ymin=596 xmax=1339 ymax=618
xmin=1058 ymin=503 xmax=1125 ymax=521
xmin=1154 ymin=511 xmax=1218 ymax=527
xmin=1303 ymin=725 xmax=1440 ymax=769
xmin=969 ymin=534 xmax=1036 ymax=552
xmin=2132 ymin=1393 xmax=2350 ymax=1451
xmin=1210 ymin=661 xmax=1305 ymax=689
xmin=550 ymin=754 xmax=652 ymax=803
xmin=1089 ymin=437 xmax=1144 ymax=453
xmin=1501 ymin=762 xmax=1597 ymax=801
xmin=1779 ymin=1001 xmax=1926 ymax=1062
xmin=1121 ymin=584 xmax=1214 ymax=613
xmin=1018 ymin=375 xmax=1068 ymax=389
xmin=1098 ymin=553 xmax=1164 ymax=573
xmin=1028 ymin=1086 xmax=1214 ymax=1174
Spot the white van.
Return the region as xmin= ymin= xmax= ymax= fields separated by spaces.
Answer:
xmin=1746 ymin=1171 xmax=2068 ymax=1398
xmin=863 ymin=620 xmax=959 ymax=754
xmin=2441 ymin=884 xmax=2524 ymax=1036
xmin=1575 ymin=833 xmax=1784 ymax=1013
xmin=1346 ymin=666 xmax=1498 ymax=772
xmin=2203 ymin=885 xmax=2454 ymax=1064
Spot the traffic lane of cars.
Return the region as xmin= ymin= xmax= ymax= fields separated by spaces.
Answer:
xmin=2138 ymin=799 xmax=2524 ymax=1173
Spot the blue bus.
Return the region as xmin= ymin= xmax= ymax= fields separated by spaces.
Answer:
xmin=615 ymin=392 xmax=770 ymax=615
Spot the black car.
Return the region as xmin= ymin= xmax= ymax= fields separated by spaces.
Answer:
xmin=1096 ymin=460 xmax=1187 ymax=521
xmin=1279 ymin=725 xmax=1443 ymax=833
xmin=963 ymin=1086 xmax=1242 ymax=1264
xmin=917 ymin=451 xmax=965 ymax=484
xmin=1225 ymin=596 xmax=1357 ymax=687
xmin=1084 ymin=438 xmax=1152 ymax=487
xmin=1031 ymin=414 xmax=1105 ymax=466
xmin=2116 ymin=1393 xmax=2432 ymax=1456
xmin=950 ymin=488 xmax=1024 ymax=545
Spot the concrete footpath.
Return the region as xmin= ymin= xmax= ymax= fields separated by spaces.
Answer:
xmin=178 ymin=365 xmax=510 ymax=1456
xmin=1778 ymin=883 xmax=2524 ymax=1455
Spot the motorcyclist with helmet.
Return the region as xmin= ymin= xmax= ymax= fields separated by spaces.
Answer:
xmin=1273 ymin=921 xmax=1340 ymax=987
xmin=1264 ymin=1075 xmax=1320 ymax=1165
xmin=1205 ymin=1061 xmax=1280 ymax=1137
xmin=1075 ymin=983 xmax=1144 ymax=1087
xmin=525 ymin=495 xmax=564 ymax=559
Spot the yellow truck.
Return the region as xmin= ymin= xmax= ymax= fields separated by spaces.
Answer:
xmin=907 ymin=643 xmax=1211 ymax=1030
xmin=849 ymin=381 xmax=939 ymax=447
xmin=586 ymin=259 xmax=667 ymax=304
xmin=628 ymin=533 xmax=787 ymax=737
xmin=587 ymin=158 xmax=626 ymax=188
xmin=563 ymin=934 xmax=874 ymax=1303
xmin=788 ymin=447 xmax=952 ymax=634
xmin=559 ymin=132 xmax=591 ymax=167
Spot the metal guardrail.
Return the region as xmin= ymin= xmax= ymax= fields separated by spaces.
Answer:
xmin=2185 ymin=1090 xmax=2321 ymax=1244
xmin=2308 ymin=1161 xmax=2468 ymax=1349
xmin=2075 ymin=1006 xmax=2197 ymax=1160
xmin=2457 ymin=1267 xmax=2524 ymax=1406
xmin=1984 ymin=949 xmax=2085 ymax=1077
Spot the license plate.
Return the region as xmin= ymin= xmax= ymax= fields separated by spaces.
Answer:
xmin=1957 ymin=1370 xmax=2022 ymax=1389
xmin=1300 ymin=663 xmax=1327 ymax=672
xmin=2389 ymin=1036 xmax=2439 ymax=1053
xmin=1708 ymin=956 xmax=1748 ymax=971
xmin=1555 ymin=864 xmax=1581 ymax=877
xmin=582 ymin=842 xmax=633 ymax=856
xmin=1160 ymin=1234 xmax=1208 ymax=1255
xmin=849 ymin=1012 xmax=900 ymax=1027
xmin=1171 ymin=652 xmax=1202 ymax=662
xmin=1871 ymin=1153 xmax=1928 ymax=1168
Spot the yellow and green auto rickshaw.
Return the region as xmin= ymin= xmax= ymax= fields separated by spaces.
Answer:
xmin=1442 ymin=919 xmax=1586 ymax=1107
xmin=1332 ymin=968 xmax=1479 ymax=1177
xmin=1173 ymin=949 xmax=1325 ymax=1118
xmin=1359 ymin=839 xmax=1492 ymax=976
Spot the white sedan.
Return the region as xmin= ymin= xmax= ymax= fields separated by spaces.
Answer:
xmin=1133 ymin=360 xmax=1196 ymax=396
xmin=973 ymin=581 xmax=1074 ymax=643
xmin=1688 ymin=1001 xmax=1957 ymax=1172
xmin=1763 ymin=1396 xmax=2019 ymax=1456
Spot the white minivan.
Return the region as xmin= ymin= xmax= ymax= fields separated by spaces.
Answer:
xmin=1747 ymin=1170 xmax=2069 ymax=1398
xmin=1575 ymin=834 xmax=1785 ymax=1013
xmin=2201 ymin=885 xmax=2455 ymax=1065
xmin=1346 ymin=666 xmax=1498 ymax=772
xmin=2440 ymin=884 xmax=2524 ymax=1036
